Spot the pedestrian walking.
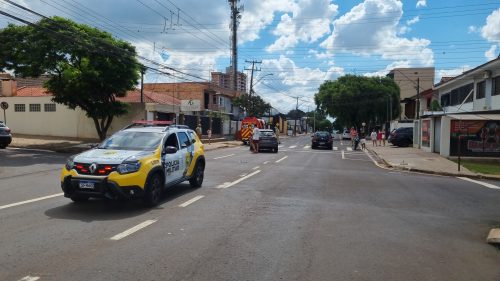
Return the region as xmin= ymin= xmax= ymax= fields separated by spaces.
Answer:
xmin=377 ymin=130 xmax=382 ymax=146
xmin=207 ymin=129 xmax=212 ymax=144
xmin=195 ymin=124 xmax=202 ymax=139
xmin=360 ymin=135 xmax=366 ymax=150
xmin=350 ymin=127 xmax=357 ymax=146
xmin=370 ymin=130 xmax=377 ymax=146
xmin=252 ymin=125 xmax=260 ymax=153
xmin=382 ymin=131 xmax=386 ymax=146
xmin=275 ymin=125 xmax=280 ymax=144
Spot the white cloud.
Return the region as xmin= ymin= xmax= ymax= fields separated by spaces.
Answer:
xmin=485 ymin=45 xmax=498 ymax=60
xmin=266 ymin=0 xmax=339 ymax=52
xmin=406 ymin=16 xmax=420 ymax=25
xmin=436 ymin=66 xmax=472 ymax=83
xmin=321 ymin=0 xmax=434 ymax=67
xmin=481 ymin=8 xmax=500 ymax=43
xmin=416 ymin=0 xmax=426 ymax=8
xmin=468 ymin=25 xmax=478 ymax=34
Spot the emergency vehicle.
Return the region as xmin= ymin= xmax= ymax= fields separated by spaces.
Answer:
xmin=239 ymin=117 xmax=265 ymax=145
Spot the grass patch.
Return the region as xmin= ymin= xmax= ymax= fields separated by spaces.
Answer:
xmin=454 ymin=160 xmax=500 ymax=175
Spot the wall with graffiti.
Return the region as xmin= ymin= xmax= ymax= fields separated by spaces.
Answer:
xmin=449 ymin=120 xmax=500 ymax=157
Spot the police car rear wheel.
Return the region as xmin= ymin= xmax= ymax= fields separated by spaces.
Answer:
xmin=189 ymin=162 xmax=204 ymax=188
xmin=143 ymin=173 xmax=162 ymax=206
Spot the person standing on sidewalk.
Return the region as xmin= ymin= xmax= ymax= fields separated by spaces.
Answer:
xmin=275 ymin=124 xmax=280 ymax=144
xmin=377 ymin=130 xmax=383 ymax=146
xmin=207 ymin=129 xmax=212 ymax=144
xmin=195 ymin=124 xmax=202 ymax=139
xmin=381 ymin=131 xmax=386 ymax=146
xmin=252 ymin=125 xmax=260 ymax=153
xmin=370 ymin=130 xmax=377 ymax=146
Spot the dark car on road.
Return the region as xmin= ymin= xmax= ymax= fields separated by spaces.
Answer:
xmin=389 ymin=127 xmax=413 ymax=147
xmin=0 ymin=122 xmax=12 ymax=149
xmin=312 ymin=131 xmax=333 ymax=149
xmin=257 ymin=129 xmax=279 ymax=153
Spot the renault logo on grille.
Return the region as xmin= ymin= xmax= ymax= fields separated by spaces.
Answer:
xmin=89 ymin=163 xmax=98 ymax=174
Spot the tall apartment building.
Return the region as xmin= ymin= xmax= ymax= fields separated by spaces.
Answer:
xmin=387 ymin=67 xmax=435 ymax=120
xmin=211 ymin=67 xmax=247 ymax=92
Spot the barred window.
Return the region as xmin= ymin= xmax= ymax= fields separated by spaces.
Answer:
xmin=476 ymin=81 xmax=485 ymax=99
xmin=29 ymin=104 xmax=41 ymax=112
xmin=14 ymin=104 xmax=25 ymax=112
xmin=494 ymin=76 xmax=500 ymax=96
xmin=44 ymin=103 xmax=56 ymax=112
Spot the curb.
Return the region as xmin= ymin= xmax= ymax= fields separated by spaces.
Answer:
xmin=367 ymin=148 xmax=500 ymax=181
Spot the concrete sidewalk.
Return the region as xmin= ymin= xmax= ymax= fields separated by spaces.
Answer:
xmin=8 ymin=134 xmax=242 ymax=153
xmin=367 ymin=144 xmax=500 ymax=180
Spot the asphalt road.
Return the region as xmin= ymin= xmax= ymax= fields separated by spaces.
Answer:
xmin=1 ymin=136 xmax=499 ymax=281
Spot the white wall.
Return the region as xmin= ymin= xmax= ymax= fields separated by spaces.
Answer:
xmin=0 ymin=96 xmax=146 ymax=139
xmin=440 ymin=116 xmax=451 ymax=157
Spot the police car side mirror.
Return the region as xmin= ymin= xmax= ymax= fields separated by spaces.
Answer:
xmin=163 ymin=146 xmax=178 ymax=155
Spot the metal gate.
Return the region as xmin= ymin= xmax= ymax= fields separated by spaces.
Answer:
xmin=433 ymin=118 xmax=441 ymax=153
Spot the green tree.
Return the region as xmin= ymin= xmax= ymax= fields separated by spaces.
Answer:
xmin=232 ymin=93 xmax=272 ymax=117
xmin=0 ymin=17 xmax=140 ymax=140
xmin=286 ymin=109 xmax=306 ymax=119
xmin=315 ymin=75 xmax=400 ymax=129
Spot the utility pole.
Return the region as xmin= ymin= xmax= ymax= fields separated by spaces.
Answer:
xmin=244 ymin=60 xmax=261 ymax=116
xmin=416 ymin=77 xmax=420 ymax=119
xmin=228 ymin=0 xmax=241 ymax=91
xmin=294 ymin=97 xmax=299 ymax=136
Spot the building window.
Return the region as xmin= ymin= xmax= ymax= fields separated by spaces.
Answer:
xmin=494 ymin=76 xmax=500 ymax=96
xmin=450 ymin=89 xmax=459 ymax=106
xmin=440 ymin=93 xmax=450 ymax=107
xmin=29 ymin=104 xmax=41 ymax=112
xmin=213 ymin=95 xmax=217 ymax=105
xmin=14 ymin=104 xmax=25 ymax=112
xmin=459 ymin=83 xmax=473 ymax=103
xmin=44 ymin=103 xmax=56 ymax=112
xmin=476 ymin=81 xmax=486 ymax=99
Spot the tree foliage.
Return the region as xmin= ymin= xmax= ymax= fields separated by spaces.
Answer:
xmin=315 ymin=75 xmax=400 ymax=130
xmin=232 ymin=93 xmax=272 ymax=117
xmin=305 ymin=109 xmax=332 ymax=132
xmin=286 ymin=109 xmax=306 ymax=119
xmin=0 ymin=17 xmax=140 ymax=140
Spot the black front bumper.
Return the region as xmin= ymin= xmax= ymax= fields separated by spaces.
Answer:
xmin=0 ymin=135 xmax=12 ymax=145
xmin=61 ymin=176 xmax=144 ymax=200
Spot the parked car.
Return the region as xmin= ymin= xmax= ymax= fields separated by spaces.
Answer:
xmin=390 ymin=127 xmax=413 ymax=147
xmin=0 ymin=122 xmax=12 ymax=149
xmin=60 ymin=121 xmax=206 ymax=206
xmin=256 ymin=129 xmax=279 ymax=153
xmin=342 ymin=129 xmax=350 ymax=140
xmin=312 ymin=131 xmax=333 ymax=149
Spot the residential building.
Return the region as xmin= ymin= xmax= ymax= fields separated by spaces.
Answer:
xmin=387 ymin=67 xmax=435 ymax=120
xmin=419 ymin=57 xmax=500 ymax=158
xmin=211 ymin=67 xmax=247 ymax=92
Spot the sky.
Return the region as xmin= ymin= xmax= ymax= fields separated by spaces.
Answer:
xmin=1 ymin=0 xmax=499 ymax=114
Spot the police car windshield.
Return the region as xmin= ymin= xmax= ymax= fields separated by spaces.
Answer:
xmin=99 ymin=131 xmax=163 ymax=151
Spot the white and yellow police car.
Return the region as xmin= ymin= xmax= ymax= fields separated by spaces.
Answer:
xmin=60 ymin=121 xmax=205 ymax=206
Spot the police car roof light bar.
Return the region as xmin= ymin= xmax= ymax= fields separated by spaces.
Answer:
xmin=123 ymin=120 xmax=174 ymax=130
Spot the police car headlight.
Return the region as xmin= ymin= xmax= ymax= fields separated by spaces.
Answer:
xmin=65 ymin=156 xmax=75 ymax=171
xmin=117 ymin=161 xmax=141 ymax=174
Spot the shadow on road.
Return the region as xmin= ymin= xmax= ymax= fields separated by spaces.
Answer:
xmin=44 ymin=183 xmax=197 ymax=222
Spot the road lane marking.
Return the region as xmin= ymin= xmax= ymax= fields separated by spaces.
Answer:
xmin=333 ymin=147 xmax=338 ymax=150
xmin=346 ymin=147 xmax=352 ymax=151
xmin=217 ymin=170 xmax=261 ymax=189
xmin=19 ymin=276 xmax=40 ymax=281
xmin=110 ymin=220 xmax=157 ymax=241
xmin=213 ymin=153 xmax=235 ymax=160
xmin=0 ymin=193 xmax=64 ymax=210
xmin=458 ymin=177 xmax=500 ymax=189
xmin=252 ymin=166 xmax=260 ymax=170
xmin=304 ymin=145 xmax=310 ymax=149
xmin=179 ymin=195 xmax=205 ymax=207
xmin=278 ymin=145 xmax=284 ymax=148
xmin=341 ymin=150 xmax=345 ymax=159
xmin=289 ymin=145 xmax=297 ymax=149
xmin=263 ymin=161 xmax=270 ymax=164
xmin=275 ymin=156 xmax=288 ymax=163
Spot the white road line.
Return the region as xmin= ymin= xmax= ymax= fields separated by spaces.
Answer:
xmin=263 ymin=161 xmax=270 ymax=164
xmin=110 ymin=220 xmax=157 ymax=241
xmin=341 ymin=150 xmax=345 ymax=160
xmin=217 ymin=170 xmax=261 ymax=189
xmin=8 ymin=147 xmax=54 ymax=153
xmin=278 ymin=145 xmax=284 ymax=148
xmin=303 ymin=145 xmax=311 ymax=149
xmin=458 ymin=177 xmax=500 ymax=189
xmin=19 ymin=276 xmax=40 ymax=281
xmin=213 ymin=153 xmax=235 ymax=160
xmin=275 ymin=156 xmax=288 ymax=163
xmin=346 ymin=147 xmax=352 ymax=151
xmin=179 ymin=195 xmax=205 ymax=207
xmin=333 ymin=147 xmax=338 ymax=151
xmin=0 ymin=193 xmax=63 ymax=210
xmin=289 ymin=145 xmax=297 ymax=149
xmin=252 ymin=166 xmax=260 ymax=170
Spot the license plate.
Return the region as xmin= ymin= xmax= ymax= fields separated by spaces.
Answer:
xmin=79 ymin=181 xmax=95 ymax=189
xmin=319 ymin=142 xmax=325 ymax=145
